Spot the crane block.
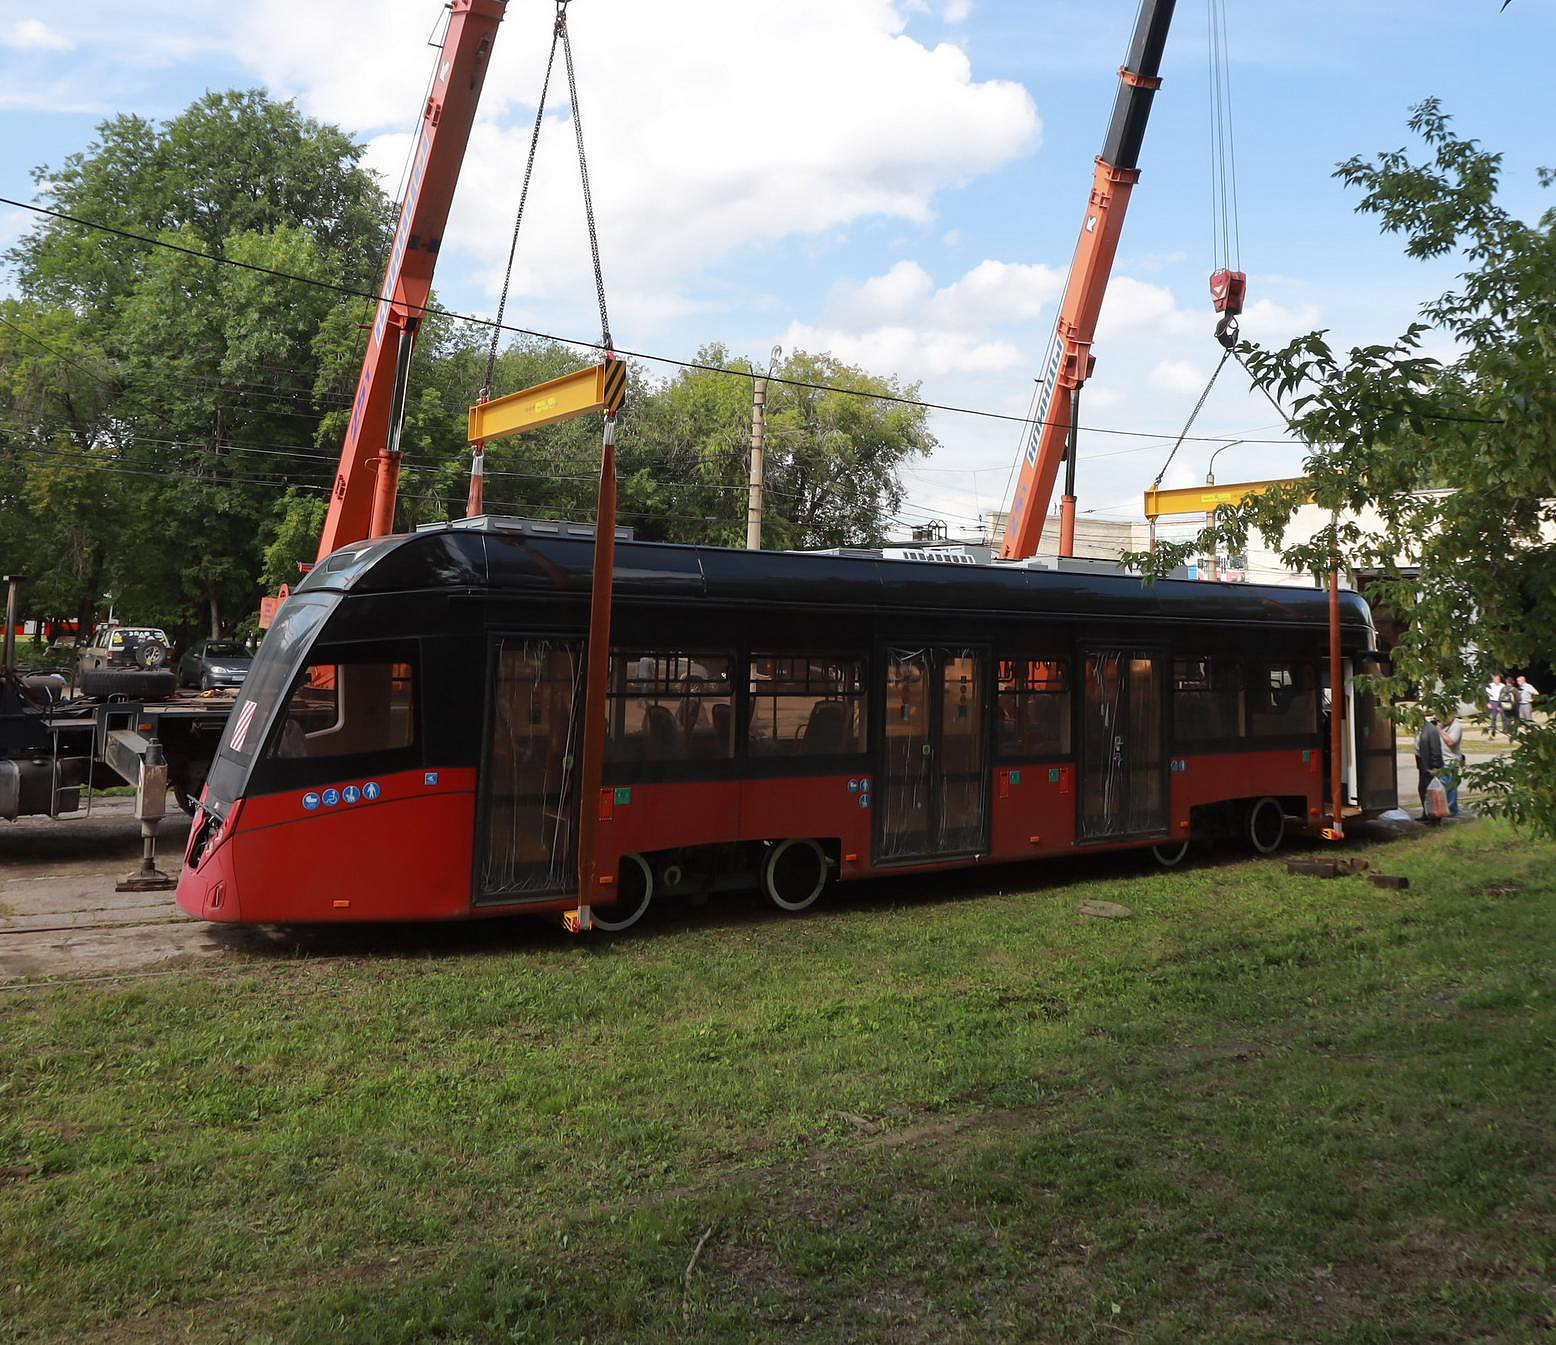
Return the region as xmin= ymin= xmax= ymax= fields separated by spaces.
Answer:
xmin=1143 ymin=476 xmax=1312 ymax=521
xmin=468 ymin=360 xmax=628 ymax=444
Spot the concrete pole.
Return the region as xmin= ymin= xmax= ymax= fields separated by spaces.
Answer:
xmin=746 ymin=374 xmax=767 ymax=550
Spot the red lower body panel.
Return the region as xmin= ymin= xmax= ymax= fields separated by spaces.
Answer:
xmin=178 ymin=750 xmax=1321 ymax=923
xmin=177 ymin=768 xmax=476 ymax=922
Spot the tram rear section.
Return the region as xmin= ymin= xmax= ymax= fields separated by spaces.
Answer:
xmin=177 ymin=520 xmax=1396 ymax=930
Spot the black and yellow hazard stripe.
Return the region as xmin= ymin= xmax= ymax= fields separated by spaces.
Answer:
xmin=602 ymin=359 xmax=627 ymax=415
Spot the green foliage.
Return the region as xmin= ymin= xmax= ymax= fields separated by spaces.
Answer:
xmin=2 ymin=91 xmax=392 ymax=647
xmin=1131 ymin=101 xmax=1556 ymax=829
xmin=3 ymin=89 xmax=934 ymax=648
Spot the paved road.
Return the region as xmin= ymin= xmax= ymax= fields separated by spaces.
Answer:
xmin=0 ymin=798 xmax=229 ymax=981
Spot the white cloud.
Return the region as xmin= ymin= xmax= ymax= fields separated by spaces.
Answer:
xmin=230 ymin=0 xmax=1040 ymax=312
xmin=5 ymin=20 xmax=74 ymax=51
xmin=1094 ymin=276 xmax=1198 ymax=340
xmin=787 ymin=255 xmax=1062 ymax=382
xmin=944 ymin=1 xmax=974 ymax=22
xmin=1148 ymin=359 xmax=1209 ymax=396
xmin=782 ymin=320 xmax=1024 ymax=379
xmin=825 ymin=260 xmax=936 ymax=325
xmin=929 ymin=258 xmax=1061 ymax=326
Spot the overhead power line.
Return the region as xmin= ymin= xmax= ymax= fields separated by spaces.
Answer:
xmin=1 ymin=193 xmax=1314 ymax=447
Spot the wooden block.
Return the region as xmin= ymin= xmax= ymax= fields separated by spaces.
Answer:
xmin=1286 ymin=860 xmax=1342 ymax=878
xmin=1368 ymin=874 xmax=1410 ymax=891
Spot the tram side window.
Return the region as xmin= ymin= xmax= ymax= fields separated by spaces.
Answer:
xmin=996 ymin=657 xmax=1071 ymax=757
xmin=267 ymin=661 xmax=414 ymax=759
xmin=1173 ymin=656 xmax=1243 ymax=742
xmin=607 ymin=651 xmax=734 ymax=763
xmin=1247 ymin=660 xmax=1317 ymax=738
xmin=748 ymin=655 xmax=868 ymax=758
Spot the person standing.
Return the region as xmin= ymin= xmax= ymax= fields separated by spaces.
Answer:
xmin=1414 ymin=713 xmax=1445 ymax=822
xmin=1501 ymin=677 xmax=1519 ymax=734
xmin=1517 ymin=675 xmax=1539 ymax=728
xmin=1487 ymin=673 xmax=1507 ymax=737
xmin=1438 ymin=710 xmax=1464 ymax=817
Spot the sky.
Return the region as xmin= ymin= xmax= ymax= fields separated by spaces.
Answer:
xmin=1 ymin=0 xmax=1551 ymax=546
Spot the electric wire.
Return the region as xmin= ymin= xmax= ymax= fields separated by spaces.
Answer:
xmin=0 ymin=193 xmax=1327 ymax=446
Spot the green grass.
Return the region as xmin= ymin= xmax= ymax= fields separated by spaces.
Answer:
xmin=2 ymin=823 xmax=1553 ymax=1343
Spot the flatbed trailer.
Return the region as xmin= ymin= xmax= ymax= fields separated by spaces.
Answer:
xmin=3 ymin=674 xmax=236 ymax=889
xmin=3 ymin=679 xmax=234 ymax=820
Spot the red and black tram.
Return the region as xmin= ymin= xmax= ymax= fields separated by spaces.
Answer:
xmin=177 ymin=518 xmax=1397 ymax=929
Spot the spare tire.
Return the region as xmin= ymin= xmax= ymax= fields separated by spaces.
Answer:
xmin=79 ymin=667 xmax=177 ymax=701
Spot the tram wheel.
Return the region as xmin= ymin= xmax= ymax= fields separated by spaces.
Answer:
xmin=1246 ymin=797 xmax=1286 ymax=854
xmin=592 ymin=854 xmax=653 ymax=932
xmin=1151 ymin=839 xmax=1192 ymax=868
xmin=762 ymin=838 xmax=829 ymax=912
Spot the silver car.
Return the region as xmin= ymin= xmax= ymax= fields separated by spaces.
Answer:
xmin=177 ymin=639 xmax=254 ymax=691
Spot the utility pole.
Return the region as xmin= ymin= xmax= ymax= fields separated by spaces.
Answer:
xmin=747 ymin=346 xmax=780 ymax=550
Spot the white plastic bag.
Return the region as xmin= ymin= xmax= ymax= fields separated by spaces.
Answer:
xmin=1425 ymin=775 xmax=1449 ymax=820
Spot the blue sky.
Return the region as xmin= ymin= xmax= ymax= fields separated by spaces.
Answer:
xmin=1 ymin=0 xmax=1550 ymax=542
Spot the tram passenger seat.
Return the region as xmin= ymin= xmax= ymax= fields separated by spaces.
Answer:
xmin=802 ymin=700 xmax=850 ymax=754
xmin=711 ymin=702 xmax=732 ymax=752
xmin=643 ymin=704 xmax=683 ymax=760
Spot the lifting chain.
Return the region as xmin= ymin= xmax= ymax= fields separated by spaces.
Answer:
xmin=1149 ymin=346 xmax=1232 ymax=492
xmin=559 ymin=3 xmax=613 ymax=355
xmin=482 ymin=0 xmax=613 ymax=399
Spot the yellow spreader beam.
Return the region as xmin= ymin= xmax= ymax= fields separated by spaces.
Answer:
xmin=1143 ymin=476 xmax=1312 ymax=521
xmin=468 ymin=360 xmax=628 ymax=443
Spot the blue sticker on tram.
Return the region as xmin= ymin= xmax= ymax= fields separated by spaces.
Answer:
xmin=363 ymin=781 xmax=382 ymax=801
xmin=342 ymin=785 xmax=361 ymax=804
xmin=322 ymin=788 xmax=340 ymax=807
xmin=302 ymin=792 xmax=320 ymax=811
xmin=848 ymin=778 xmax=860 ymax=792
xmin=859 ymin=793 xmax=872 ymax=809
xmin=424 ymin=772 xmax=440 ymax=787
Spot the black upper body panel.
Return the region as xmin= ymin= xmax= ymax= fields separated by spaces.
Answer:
xmin=295 ymin=524 xmax=1376 ymax=639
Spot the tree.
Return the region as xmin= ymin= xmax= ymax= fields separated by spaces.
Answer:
xmin=0 ymin=300 xmax=128 ymax=629
xmin=1137 ymin=101 xmax=1556 ymax=830
xmin=2 ymin=91 xmax=391 ymax=645
xmin=626 ymin=345 xmax=935 ymax=547
xmin=9 ymin=90 xmax=387 ymax=322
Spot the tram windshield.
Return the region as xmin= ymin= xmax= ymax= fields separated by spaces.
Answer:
xmin=204 ymin=594 xmax=337 ymax=807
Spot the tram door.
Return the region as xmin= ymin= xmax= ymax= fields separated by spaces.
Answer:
xmin=475 ymin=637 xmax=584 ymax=903
xmin=1079 ymin=648 xmax=1167 ymax=840
xmin=1353 ymin=655 xmax=1400 ymax=811
xmin=877 ymin=647 xmax=987 ymax=862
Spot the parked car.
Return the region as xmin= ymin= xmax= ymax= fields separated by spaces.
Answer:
xmin=177 ymin=639 xmax=253 ymax=691
xmin=75 ymin=624 xmax=176 ymax=699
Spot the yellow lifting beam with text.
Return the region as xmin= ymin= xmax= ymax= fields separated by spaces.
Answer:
xmin=468 ymin=360 xmax=627 ymax=443
xmin=1143 ymin=476 xmax=1312 ymax=521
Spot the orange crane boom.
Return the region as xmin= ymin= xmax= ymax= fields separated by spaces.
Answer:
xmin=999 ymin=0 xmax=1177 ymax=561
xmin=316 ymin=0 xmax=507 ymax=562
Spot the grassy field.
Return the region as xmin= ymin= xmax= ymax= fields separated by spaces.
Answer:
xmin=2 ymin=822 xmax=1553 ymax=1344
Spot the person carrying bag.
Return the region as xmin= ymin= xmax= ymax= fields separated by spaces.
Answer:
xmin=1414 ymin=713 xmax=1446 ymax=824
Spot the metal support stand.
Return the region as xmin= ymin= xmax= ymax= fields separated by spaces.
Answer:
xmin=115 ymin=735 xmax=176 ymax=892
